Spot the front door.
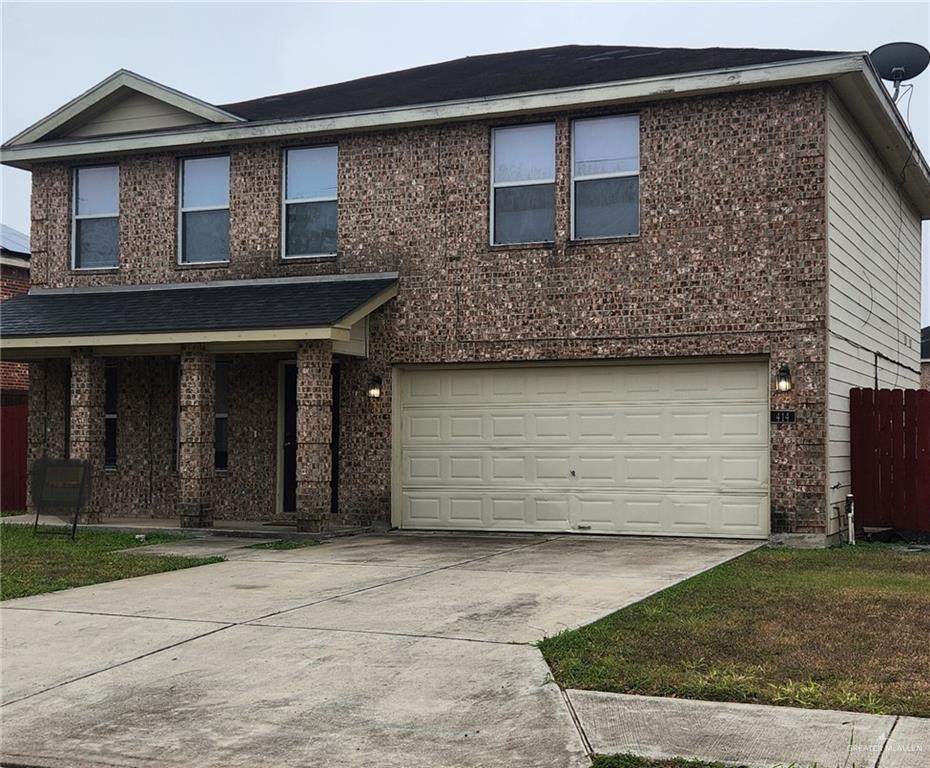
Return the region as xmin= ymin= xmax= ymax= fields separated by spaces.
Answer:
xmin=280 ymin=362 xmax=340 ymax=517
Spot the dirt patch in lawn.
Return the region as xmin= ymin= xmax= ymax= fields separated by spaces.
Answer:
xmin=540 ymin=545 xmax=930 ymax=717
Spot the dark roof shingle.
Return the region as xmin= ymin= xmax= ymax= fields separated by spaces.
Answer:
xmin=1 ymin=276 xmax=396 ymax=338
xmin=219 ymin=44 xmax=843 ymax=122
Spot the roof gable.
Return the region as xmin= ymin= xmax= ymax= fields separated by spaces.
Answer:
xmin=6 ymin=69 xmax=244 ymax=146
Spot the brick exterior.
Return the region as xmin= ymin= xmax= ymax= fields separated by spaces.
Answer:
xmin=1 ymin=263 xmax=30 ymax=394
xmin=68 ymin=349 xmax=104 ymax=523
xmin=921 ymin=361 xmax=930 ymax=390
xmin=295 ymin=341 xmax=333 ymax=532
xmin=178 ymin=346 xmax=215 ymax=527
xmin=26 ymin=83 xmax=832 ymax=534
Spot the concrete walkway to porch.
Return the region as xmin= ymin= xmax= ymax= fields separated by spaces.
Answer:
xmin=1 ymin=513 xmax=364 ymax=540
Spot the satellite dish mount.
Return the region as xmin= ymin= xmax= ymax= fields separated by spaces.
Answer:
xmin=870 ymin=41 xmax=930 ymax=101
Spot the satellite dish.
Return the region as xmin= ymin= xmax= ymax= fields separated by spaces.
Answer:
xmin=870 ymin=42 xmax=930 ymax=99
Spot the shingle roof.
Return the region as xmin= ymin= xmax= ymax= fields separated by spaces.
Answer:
xmin=1 ymin=275 xmax=396 ymax=338
xmin=0 ymin=224 xmax=30 ymax=257
xmin=922 ymin=325 xmax=930 ymax=361
xmin=219 ymin=44 xmax=843 ymax=122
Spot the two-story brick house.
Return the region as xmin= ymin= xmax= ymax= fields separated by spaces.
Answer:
xmin=2 ymin=45 xmax=927 ymax=544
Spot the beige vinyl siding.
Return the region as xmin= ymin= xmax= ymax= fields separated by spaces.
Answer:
xmin=825 ymin=89 xmax=923 ymax=534
xmin=69 ymin=92 xmax=209 ymax=138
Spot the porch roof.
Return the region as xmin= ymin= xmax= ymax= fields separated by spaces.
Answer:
xmin=0 ymin=273 xmax=397 ymax=354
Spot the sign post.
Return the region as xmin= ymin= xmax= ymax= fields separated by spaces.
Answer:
xmin=30 ymin=459 xmax=91 ymax=540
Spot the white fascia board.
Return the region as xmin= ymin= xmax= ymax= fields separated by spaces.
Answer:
xmin=4 ymin=69 xmax=244 ymax=147
xmin=1 ymin=54 xmax=863 ymax=165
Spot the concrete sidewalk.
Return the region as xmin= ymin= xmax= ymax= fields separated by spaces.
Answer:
xmin=567 ymin=690 xmax=929 ymax=768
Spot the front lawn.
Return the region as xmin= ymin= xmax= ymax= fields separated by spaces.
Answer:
xmin=593 ymin=757 xmax=732 ymax=768
xmin=540 ymin=544 xmax=930 ymax=717
xmin=0 ymin=524 xmax=222 ymax=600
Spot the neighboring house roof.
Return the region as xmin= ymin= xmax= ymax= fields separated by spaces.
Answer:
xmin=1 ymin=275 xmax=397 ymax=342
xmin=219 ymin=45 xmax=841 ymax=121
xmin=922 ymin=325 xmax=930 ymax=361
xmin=0 ymin=224 xmax=30 ymax=257
xmin=0 ymin=224 xmax=30 ymax=269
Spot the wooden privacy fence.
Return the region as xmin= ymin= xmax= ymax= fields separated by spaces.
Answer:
xmin=1 ymin=401 xmax=28 ymax=511
xmin=850 ymin=388 xmax=930 ymax=532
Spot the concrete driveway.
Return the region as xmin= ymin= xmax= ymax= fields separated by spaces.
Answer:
xmin=0 ymin=533 xmax=757 ymax=767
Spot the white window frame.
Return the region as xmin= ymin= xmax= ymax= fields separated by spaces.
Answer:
xmin=71 ymin=165 xmax=119 ymax=271
xmin=489 ymin=123 xmax=556 ymax=247
xmin=570 ymin=115 xmax=641 ymax=241
xmin=177 ymin=155 xmax=230 ymax=266
xmin=281 ymin=145 xmax=338 ymax=260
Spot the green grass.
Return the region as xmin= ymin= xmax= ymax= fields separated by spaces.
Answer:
xmin=0 ymin=524 xmax=222 ymax=600
xmin=1 ymin=509 xmax=26 ymax=517
xmin=540 ymin=544 xmax=930 ymax=717
xmin=592 ymin=757 xmax=733 ymax=768
xmin=248 ymin=539 xmax=318 ymax=550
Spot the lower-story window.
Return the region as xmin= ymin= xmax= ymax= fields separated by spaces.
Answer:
xmin=215 ymin=362 xmax=229 ymax=469
xmin=104 ymin=363 xmax=117 ymax=467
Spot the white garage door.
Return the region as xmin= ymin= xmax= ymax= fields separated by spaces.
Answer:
xmin=395 ymin=360 xmax=770 ymax=538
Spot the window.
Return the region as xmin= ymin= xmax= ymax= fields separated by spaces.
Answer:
xmin=283 ymin=146 xmax=337 ymax=257
xmin=179 ymin=156 xmax=230 ymax=264
xmin=215 ymin=362 xmax=229 ymax=470
xmin=104 ymin=364 xmax=118 ymax=467
xmin=73 ymin=166 xmax=119 ymax=269
xmin=572 ymin=115 xmax=640 ymax=239
xmin=491 ymin=124 xmax=555 ymax=245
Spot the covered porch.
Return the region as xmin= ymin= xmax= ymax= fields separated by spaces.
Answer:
xmin=1 ymin=274 xmax=397 ymax=533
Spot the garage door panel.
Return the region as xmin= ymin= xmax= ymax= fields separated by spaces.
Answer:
xmin=405 ymin=405 xmax=767 ymax=446
xmin=403 ymin=448 xmax=768 ymax=492
xmin=398 ymin=362 xmax=769 ymax=537
xmin=401 ymin=363 xmax=768 ymax=408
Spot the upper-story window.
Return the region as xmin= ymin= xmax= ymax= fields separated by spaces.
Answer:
xmin=571 ymin=115 xmax=640 ymax=239
xmin=491 ymin=123 xmax=555 ymax=245
xmin=179 ymin=155 xmax=230 ymax=264
xmin=73 ymin=166 xmax=119 ymax=270
xmin=283 ymin=146 xmax=338 ymax=258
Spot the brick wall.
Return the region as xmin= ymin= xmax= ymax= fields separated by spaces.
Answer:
xmin=1 ymin=263 xmax=30 ymax=393
xmin=921 ymin=361 xmax=930 ymax=389
xmin=27 ymin=83 xmax=832 ymax=533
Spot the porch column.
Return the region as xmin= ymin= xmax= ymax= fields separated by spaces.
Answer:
xmin=178 ymin=345 xmax=215 ymax=528
xmin=69 ymin=349 xmax=104 ymax=523
xmin=296 ymin=341 xmax=332 ymax=533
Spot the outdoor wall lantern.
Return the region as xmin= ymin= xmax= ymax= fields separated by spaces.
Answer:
xmin=775 ymin=364 xmax=793 ymax=393
xmin=367 ymin=376 xmax=383 ymax=399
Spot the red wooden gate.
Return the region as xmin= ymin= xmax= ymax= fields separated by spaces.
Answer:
xmin=1 ymin=402 xmax=28 ymax=511
xmin=850 ymin=388 xmax=930 ymax=532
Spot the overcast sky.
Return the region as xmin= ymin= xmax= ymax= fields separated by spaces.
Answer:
xmin=2 ymin=1 xmax=928 ymax=321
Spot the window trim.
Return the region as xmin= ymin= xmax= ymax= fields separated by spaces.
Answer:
xmin=489 ymin=122 xmax=556 ymax=247
xmin=71 ymin=164 xmax=120 ymax=271
xmin=570 ymin=114 xmax=641 ymax=242
xmin=177 ymin=154 xmax=231 ymax=266
xmin=280 ymin=145 xmax=338 ymax=260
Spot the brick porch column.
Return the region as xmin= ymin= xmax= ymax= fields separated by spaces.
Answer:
xmin=69 ymin=349 xmax=104 ymax=523
xmin=296 ymin=341 xmax=332 ymax=533
xmin=178 ymin=345 xmax=215 ymax=528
